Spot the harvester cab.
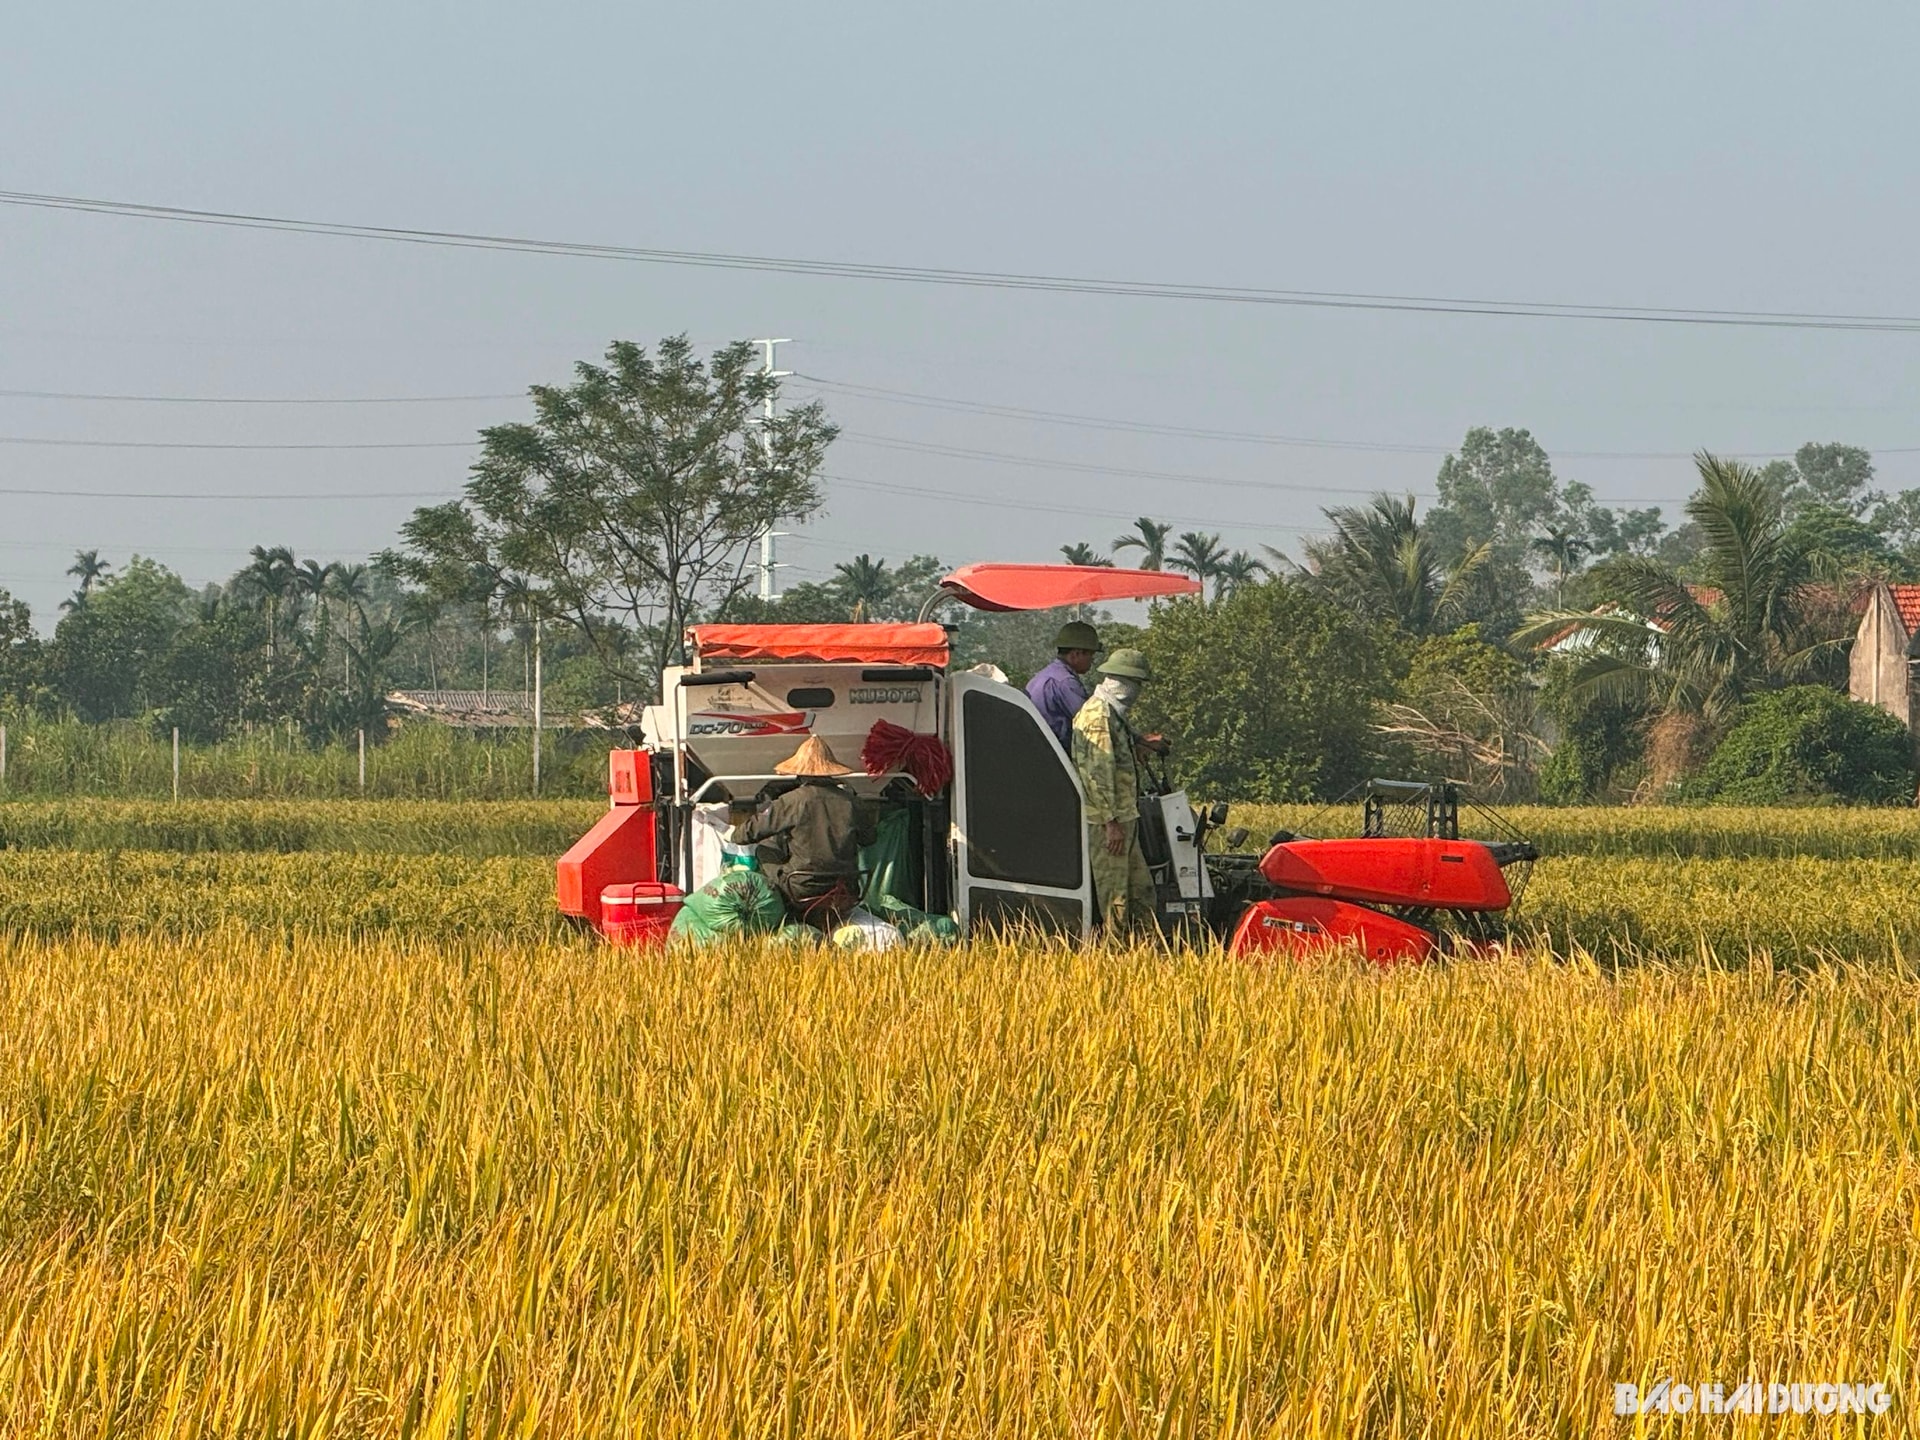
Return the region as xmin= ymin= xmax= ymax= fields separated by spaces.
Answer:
xmin=556 ymin=562 xmax=1210 ymax=944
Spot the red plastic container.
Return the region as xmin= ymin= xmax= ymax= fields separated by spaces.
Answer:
xmin=599 ymin=882 xmax=684 ymax=947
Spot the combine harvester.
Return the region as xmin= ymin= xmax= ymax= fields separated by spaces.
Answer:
xmin=557 ymin=563 xmax=1537 ymax=960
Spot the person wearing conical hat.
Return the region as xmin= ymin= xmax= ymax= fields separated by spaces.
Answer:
xmin=732 ymin=735 xmax=876 ymax=929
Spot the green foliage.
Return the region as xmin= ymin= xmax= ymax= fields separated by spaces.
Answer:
xmin=45 ymin=558 xmax=196 ymax=722
xmin=1137 ymin=580 xmax=1401 ymax=802
xmin=394 ymin=335 xmax=837 ymax=683
xmin=1693 ymin=686 xmax=1914 ymax=805
xmin=154 ymin=603 xmax=270 ymax=742
xmin=1428 ymin=427 xmax=1559 ymax=562
xmin=1111 ymin=518 xmax=1172 ymax=570
xmin=1297 ymin=495 xmax=1488 ymax=636
xmin=1516 ymin=454 xmax=1853 ymax=731
xmin=0 ymin=588 xmax=42 ymax=710
xmin=1783 ymin=503 xmax=1897 ymax=571
xmin=1761 ymin=442 xmax=1878 ymax=520
xmin=1537 ymin=661 xmax=1646 ymax=805
xmin=732 ymin=554 xmax=946 ymax=625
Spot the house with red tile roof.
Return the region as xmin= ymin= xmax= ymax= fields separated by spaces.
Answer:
xmin=1850 ymin=583 xmax=1920 ymax=729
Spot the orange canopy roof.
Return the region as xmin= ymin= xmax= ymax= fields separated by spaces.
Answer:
xmin=938 ymin=563 xmax=1201 ymax=613
xmin=687 ymin=623 xmax=950 ymax=667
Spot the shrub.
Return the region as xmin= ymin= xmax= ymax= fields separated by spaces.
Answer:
xmin=1138 ymin=580 xmax=1402 ymax=802
xmin=1695 ymin=686 xmax=1914 ymax=805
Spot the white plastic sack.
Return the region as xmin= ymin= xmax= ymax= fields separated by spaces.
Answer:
xmin=831 ymin=907 xmax=903 ymax=951
xmin=689 ymin=803 xmax=732 ymax=893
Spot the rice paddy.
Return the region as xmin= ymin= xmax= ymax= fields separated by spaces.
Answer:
xmin=2 ymin=800 xmax=1917 ymax=1435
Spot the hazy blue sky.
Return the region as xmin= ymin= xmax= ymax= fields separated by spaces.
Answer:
xmin=4 ymin=1 xmax=1919 ymax=622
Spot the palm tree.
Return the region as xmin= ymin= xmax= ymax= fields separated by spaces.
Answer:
xmin=1111 ymin=517 xmax=1173 ymax=571
xmin=1060 ymin=542 xmax=1115 ymax=567
xmin=238 ymin=545 xmax=296 ymax=662
xmin=833 ymin=554 xmax=894 ymax=621
xmin=1514 ymin=453 xmax=1850 ymax=736
xmin=1298 ymin=494 xmax=1488 ymax=635
xmin=1212 ymin=550 xmax=1268 ymax=601
xmin=295 ymin=558 xmax=333 ymax=611
xmin=1530 ymin=526 xmax=1591 ymax=607
xmin=66 ymin=549 xmax=112 ymax=595
xmin=327 ymin=563 xmax=372 ymax=625
xmin=1169 ymin=531 xmax=1229 ymax=597
xmin=327 ymin=563 xmax=373 ymax=687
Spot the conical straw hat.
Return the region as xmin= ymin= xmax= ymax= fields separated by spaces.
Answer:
xmin=773 ymin=734 xmax=854 ymax=777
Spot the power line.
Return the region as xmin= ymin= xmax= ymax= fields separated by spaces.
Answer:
xmin=0 ymin=436 xmax=475 ymax=451
xmin=804 ymin=375 xmax=1920 ymax=463
xmin=0 ymin=486 xmax=456 ymax=500
xmin=822 ymin=472 xmax=1316 ymax=533
xmin=0 ymin=387 xmax=520 ymax=404
xmin=802 ymin=375 xmax=1447 ymax=453
xmin=8 ymin=188 xmax=1920 ymax=333
xmin=836 ymin=429 xmax=1435 ymax=496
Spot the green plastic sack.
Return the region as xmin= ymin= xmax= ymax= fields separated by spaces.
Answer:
xmin=865 ymin=891 xmax=960 ymax=945
xmin=859 ymin=807 xmax=921 ymax=912
xmin=669 ymin=869 xmax=788 ymax=946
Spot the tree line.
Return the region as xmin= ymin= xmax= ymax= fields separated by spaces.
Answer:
xmin=3 ymin=333 xmax=1914 ymax=804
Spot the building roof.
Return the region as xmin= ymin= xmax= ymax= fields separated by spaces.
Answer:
xmin=388 ymin=690 xmax=535 ymax=728
xmin=1890 ymin=584 xmax=1920 ymax=633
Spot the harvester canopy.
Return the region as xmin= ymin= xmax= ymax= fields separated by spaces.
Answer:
xmin=934 ymin=564 xmax=1200 ymax=613
xmin=686 ymin=623 xmax=949 ymax=668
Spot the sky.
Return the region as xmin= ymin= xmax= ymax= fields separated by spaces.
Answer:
xmin=4 ymin=1 xmax=1920 ymax=625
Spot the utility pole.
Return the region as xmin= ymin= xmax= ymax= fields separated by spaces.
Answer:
xmin=531 ymin=616 xmax=543 ymax=797
xmin=752 ymin=337 xmax=792 ymax=602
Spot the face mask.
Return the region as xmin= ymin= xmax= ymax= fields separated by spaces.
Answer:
xmin=1096 ymin=676 xmax=1141 ymax=714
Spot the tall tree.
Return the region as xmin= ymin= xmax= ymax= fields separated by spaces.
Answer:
xmin=393 ymin=336 xmax=836 ymax=685
xmin=0 ymin=587 xmax=41 ymax=707
xmin=1529 ymin=526 xmax=1591 ymax=606
xmin=237 ymin=545 xmax=296 ymax=662
xmin=46 ymin=558 xmax=195 ymax=721
xmin=1111 ymin=517 xmax=1173 ymax=571
xmin=1212 ymin=551 xmax=1267 ymax=600
xmin=1060 ymin=542 xmax=1114 ymax=567
xmin=1296 ymin=494 xmax=1488 ymax=636
xmin=833 ymin=554 xmax=893 ymax=620
xmin=1168 ymin=531 xmax=1229 ymax=596
xmin=1427 ymin=427 xmax=1560 ymax=562
xmin=327 ymin=563 xmax=374 ymax=686
xmin=63 ymin=550 xmax=112 ymax=610
xmin=1760 ymin=442 xmax=1878 ymax=520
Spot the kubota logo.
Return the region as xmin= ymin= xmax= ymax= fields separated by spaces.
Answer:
xmin=688 ymin=710 xmax=814 ymax=738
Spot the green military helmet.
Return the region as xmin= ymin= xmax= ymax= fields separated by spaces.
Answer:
xmin=1098 ymin=648 xmax=1152 ymax=681
xmin=1054 ymin=620 xmax=1101 ymax=652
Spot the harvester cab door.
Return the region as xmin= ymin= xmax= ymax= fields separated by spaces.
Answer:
xmin=948 ymin=672 xmax=1093 ymax=938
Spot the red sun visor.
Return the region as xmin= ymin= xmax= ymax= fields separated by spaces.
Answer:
xmin=938 ymin=563 xmax=1202 ymax=613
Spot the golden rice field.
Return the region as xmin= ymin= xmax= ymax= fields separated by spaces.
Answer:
xmin=3 ymin=799 xmax=1920 ymax=1435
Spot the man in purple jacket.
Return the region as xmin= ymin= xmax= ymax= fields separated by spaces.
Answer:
xmin=1026 ymin=621 xmax=1101 ymax=750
